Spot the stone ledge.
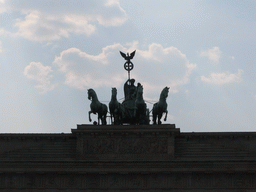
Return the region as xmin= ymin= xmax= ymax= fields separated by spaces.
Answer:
xmin=72 ymin=124 xmax=179 ymax=134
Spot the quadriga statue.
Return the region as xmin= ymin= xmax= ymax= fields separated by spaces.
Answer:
xmin=87 ymin=50 xmax=170 ymax=125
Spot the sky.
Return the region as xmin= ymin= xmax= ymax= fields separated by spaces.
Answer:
xmin=0 ymin=0 xmax=255 ymax=133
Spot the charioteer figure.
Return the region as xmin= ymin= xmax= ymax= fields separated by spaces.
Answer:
xmin=124 ymin=78 xmax=137 ymax=101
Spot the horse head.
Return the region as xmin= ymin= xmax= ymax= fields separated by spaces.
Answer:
xmin=111 ymin=87 xmax=117 ymax=96
xmin=137 ymin=83 xmax=143 ymax=93
xmin=87 ymin=88 xmax=95 ymax=100
xmin=160 ymin=87 xmax=169 ymax=100
xmin=135 ymin=84 xmax=143 ymax=100
xmin=165 ymin=86 xmax=169 ymax=94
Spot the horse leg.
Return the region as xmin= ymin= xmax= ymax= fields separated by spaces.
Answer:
xmin=152 ymin=103 xmax=158 ymax=125
xmin=117 ymin=105 xmax=123 ymax=125
xmin=118 ymin=109 xmax=122 ymax=124
xmin=101 ymin=111 xmax=107 ymax=125
xmin=88 ymin=111 xmax=92 ymax=122
xmin=98 ymin=114 xmax=101 ymax=125
xmin=141 ymin=104 xmax=147 ymax=124
xmin=103 ymin=114 xmax=107 ymax=125
xmin=158 ymin=113 xmax=163 ymax=124
xmin=146 ymin=108 xmax=150 ymax=125
xmin=164 ymin=110 xmax=168 ymax=121
xmin=113 ymin=109 xmax=118 ymax=125
xmin=114 ymin=109 xmax=119 ymax=125
xmin=110 ymin=113 xmax=113 ymax=124
xmin=152 ymin=109 xmax=156 ymax=125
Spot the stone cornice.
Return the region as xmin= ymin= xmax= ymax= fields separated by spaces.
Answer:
xmin=0 ymin=160 xmax=255 ymax=173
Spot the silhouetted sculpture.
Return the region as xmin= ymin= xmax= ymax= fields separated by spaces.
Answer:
xmin=88 ymin=89 xmax=108 ymax=125
xmin=124 ymin=79 xmax=137 ymax=101
xmin=120 ymin=50 xmax=136 ymax=63
xmin=134 ymin=83 xmax=149 ymax=124
xmin=87 ymin=50 xmax=168 ymax=125
xmin=152 ymin=87 xmax=169 ymax=124
xmin=109 ymin=87 xmax=123 ymax=125
xmin=120 ymin=50 xmax=136 ymax=80
xmin=121 ymin=78 xmax=149 ymax=125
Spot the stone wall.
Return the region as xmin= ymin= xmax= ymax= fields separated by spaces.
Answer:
xmin=0 ymin=172 xmax=255 ymax=191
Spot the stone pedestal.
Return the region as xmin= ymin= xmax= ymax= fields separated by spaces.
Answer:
xmin=72 ymin=124 xmax=180 ymax=161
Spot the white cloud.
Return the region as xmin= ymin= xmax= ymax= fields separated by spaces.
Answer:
xmin=201 ymin=69 xmax=243 ymax=85
xmin=53 ymin=42 xmax=196 ymax=97
xmin=24 ymin=62 xmax=57 ymax=94
xmin=53 ymin=44 xmax=127 ymax=89
xmin=0 ymin=0 xmax=7 ymax=13
xmin=0 ymin=28 xmax=11 ymax=36
xmin=200 ymin=46 xmax=222 ymax=62
xmin=1 ymin=0 xmax=127 ymax=42
xmin=14 ymin=11 xmax=96 ymax=42
xmin=136 ymin=43 xmax=196 ymax=94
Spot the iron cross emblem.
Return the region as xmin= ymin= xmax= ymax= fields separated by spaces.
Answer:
xmin=120 ymin=50 xmax=136 ymax=79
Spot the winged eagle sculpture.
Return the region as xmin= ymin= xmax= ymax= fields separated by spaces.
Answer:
xmin=120 ymin=50 xmax=136 ymax=62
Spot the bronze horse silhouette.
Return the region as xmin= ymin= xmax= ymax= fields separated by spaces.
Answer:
xmin=88 ymin=89 xmax=108 ymax=125
xmin=109 ymin=87 xmax=123 ymax=125
xmin=152 ymin=87 xmax=169 ymax=124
